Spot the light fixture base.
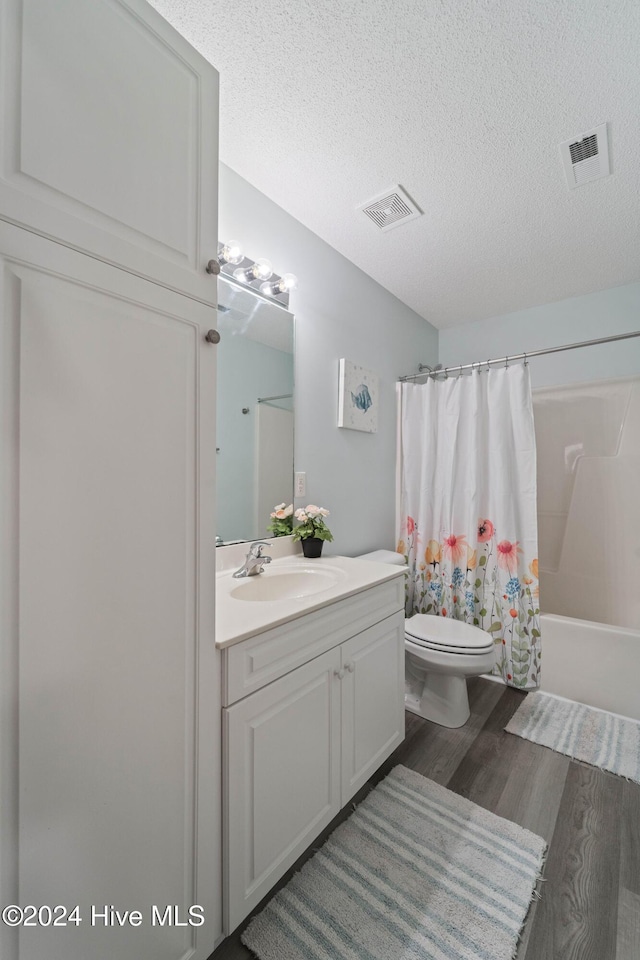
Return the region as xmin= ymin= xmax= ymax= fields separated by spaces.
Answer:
xmin=217 ymin=243 xmax=294 ymax=308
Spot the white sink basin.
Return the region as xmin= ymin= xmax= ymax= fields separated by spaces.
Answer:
xmin=216 ymin=554 xmax=406 ymax=647
xmin=230 ymin=565 xmax=346 ymax=602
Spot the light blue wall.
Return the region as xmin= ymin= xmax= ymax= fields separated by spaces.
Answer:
xmin=439 ymin=283 xmax=640 ymax=388
xmin=217 ymin=333 xmax=293 ymax=542
xmin=219 ymin=164 xmax=439 ymax=555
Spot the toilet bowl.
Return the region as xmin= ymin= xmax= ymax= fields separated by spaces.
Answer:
xmin=357 ymin=550 xmax=495 ymax=728
xmin=404 ymin=615 xmax=495 ymax=727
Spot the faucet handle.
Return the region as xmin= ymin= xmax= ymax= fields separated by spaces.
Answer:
xmin=249 ymin=540 xmax=271 ymax=558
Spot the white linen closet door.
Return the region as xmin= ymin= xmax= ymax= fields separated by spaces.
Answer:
xmin=0 ymin=222 xmax=220 ymax=960
xmin=0 ymin=0 xmax=219 ymax=303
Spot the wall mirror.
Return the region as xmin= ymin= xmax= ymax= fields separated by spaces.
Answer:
xmin=216 ymin=275 xmax=294 ymax=545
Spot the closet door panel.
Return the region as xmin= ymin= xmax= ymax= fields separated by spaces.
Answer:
xmin=0 ymin=224 xmax=220 ymax=960
xmin=0 ymin=0 xmax=218 ymax=301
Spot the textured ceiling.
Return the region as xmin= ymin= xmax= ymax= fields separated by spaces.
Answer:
xmin=149 ymin=0 xmax=640 ymax=329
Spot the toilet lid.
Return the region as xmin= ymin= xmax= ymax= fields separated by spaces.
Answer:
xmin=405 ymin=614 xmax=494 ymax=654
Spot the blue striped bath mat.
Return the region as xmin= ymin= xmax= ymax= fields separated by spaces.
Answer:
xmin=506 ymin=691 xmax=640 ymax=783
xmin=241 ymin=765 xmax=546 ymax=960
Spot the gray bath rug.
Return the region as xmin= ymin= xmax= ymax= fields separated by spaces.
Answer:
xmin=506 ymin=691 xmax=640 ymax=784
xmin=241 ymin=765 xmax=546 ymax=960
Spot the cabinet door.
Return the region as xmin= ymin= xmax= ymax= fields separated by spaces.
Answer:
xmin=341 ymin=612 xmax=405 ymax=805
xmin=0 ymin=0 xmax=218 ymax=303
xmin=0 ymin=223 xmax=220 ymax=960
xmin=224 ymin=648 xmax=341 ymax=933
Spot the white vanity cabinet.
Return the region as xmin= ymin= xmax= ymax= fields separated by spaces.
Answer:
xmin=221 ymin=578 xmax=405 ymax=933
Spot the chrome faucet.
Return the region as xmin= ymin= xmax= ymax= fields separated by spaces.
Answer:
xmin=232 ymin=541 xmax=272 ymax=578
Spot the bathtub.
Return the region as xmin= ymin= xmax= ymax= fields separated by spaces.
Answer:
xmin=538 ymin=613 xmax=640 ymax=721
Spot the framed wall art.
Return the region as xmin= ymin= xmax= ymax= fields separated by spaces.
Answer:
xmin=337 ymin=359 xmax=378 ymax=433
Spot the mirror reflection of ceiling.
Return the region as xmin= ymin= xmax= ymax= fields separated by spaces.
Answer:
xmin=217 ymin=279 xmax=293 ymax=354
xmin=149 ymin=0 xmax=640 ymax=328
xmin=216 ymin=277 xmax=294 ymax=546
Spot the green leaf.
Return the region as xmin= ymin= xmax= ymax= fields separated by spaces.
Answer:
xmin=479 ymin=555 xmax=487 ymax=566
xmin=475 ymin=578 xmax=482 ymax=588
xmin=479 ymin=608 xmax=487 ymax=617
xmin=527 ymin=609 xmax=534 ymax=617
xmin=426 ymin=604 xmax=433 ymax=613
xmin=473 ymin=618 xmax=479 ymax=626
xmin=488 ymin=621 xmax=503 ymax=632
xmin=531 ymin=628 xmax=541 ymax=637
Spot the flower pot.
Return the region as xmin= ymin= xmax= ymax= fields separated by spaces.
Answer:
xmin=301 ymin=537 xmax=324 ymax=559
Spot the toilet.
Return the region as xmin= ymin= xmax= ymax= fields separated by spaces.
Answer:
xmin=403 ymin=614 xmax=495 ymax=727
xmin=358 ymin=549 xmax=495 ymax=728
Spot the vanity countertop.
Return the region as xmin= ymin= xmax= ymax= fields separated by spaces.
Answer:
xmin=215 ymin=554 xmax=405 ymax=648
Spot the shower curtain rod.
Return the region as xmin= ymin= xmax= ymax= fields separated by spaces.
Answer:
xmin=398 ymin=330 xmax=640 ymax=381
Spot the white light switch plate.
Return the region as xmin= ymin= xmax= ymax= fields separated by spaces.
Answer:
xmin=295 ymin=472 xmax=306 ymax=497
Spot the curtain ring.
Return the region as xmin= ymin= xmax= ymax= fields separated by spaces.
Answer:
xmin=523 ymin=352 xmax=528 ymax=366
xmin=505 ymin=355 xmax=509 ymax=369
xmin=486 ymin=360 xmax=491 ymax=373
xmin=457 ymin=364 xmax=463 ymax=379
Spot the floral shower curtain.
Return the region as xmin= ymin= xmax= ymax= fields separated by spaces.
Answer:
xmin=397 ymin=363 xmax=541 ymax=689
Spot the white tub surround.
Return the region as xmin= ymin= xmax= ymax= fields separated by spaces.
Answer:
xmin=216 ymin=553 xmax=405 ymax=647
xmin=531 ymin=376 xmax=640 ymax=721
xmin=534 ymin=376 xmax=640 ymax=631
xmin=217 ymin=554 xmax=406 ymax=933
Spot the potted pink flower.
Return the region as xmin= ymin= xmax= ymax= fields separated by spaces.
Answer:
xmin=267 ymin=503 xmax=294 ymax=537
xmin=292 ymin=505 xmax=333 ymax=558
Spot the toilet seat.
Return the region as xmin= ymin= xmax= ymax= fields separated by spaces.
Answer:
xmin=405 ymin=614 xmax=494 ymax=656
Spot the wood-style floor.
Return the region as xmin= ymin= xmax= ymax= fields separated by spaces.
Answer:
xmin=211 ymin=678 xmax=640 ymax=960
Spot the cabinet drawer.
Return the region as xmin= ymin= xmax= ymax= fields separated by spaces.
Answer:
xmin=222 ymin=577 xmax=404 ymax=706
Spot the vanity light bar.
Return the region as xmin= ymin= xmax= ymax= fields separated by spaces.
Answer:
xmin=216 ymin=242 xmax=297 ymax=309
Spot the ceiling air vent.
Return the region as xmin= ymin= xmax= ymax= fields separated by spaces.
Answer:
xmin=560 ymin=123 xmax=610 ymax=188
xmin=358 ymin=185 xmax=422 ymax=232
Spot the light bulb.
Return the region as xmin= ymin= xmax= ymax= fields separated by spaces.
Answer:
xmin=252 ymin=259 xmax=273 ymax=281
xmin=219 ymin=240 xmax=244 ymax=265
xmin=260 ymin=273 xmax=299 ymax=298
xmin=233 ymin=258 xmax=274 ymax=285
